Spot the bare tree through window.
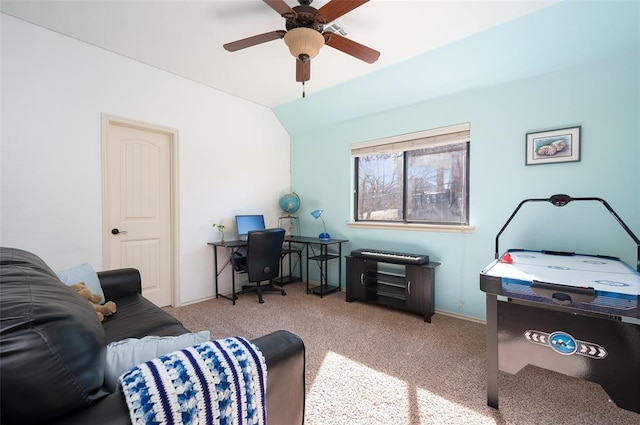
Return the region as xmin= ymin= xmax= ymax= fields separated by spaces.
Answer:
xmin=355 ymin=140 xmax=469 ymax=225
xmin=356 ymin=153 xmax=403 ymax=220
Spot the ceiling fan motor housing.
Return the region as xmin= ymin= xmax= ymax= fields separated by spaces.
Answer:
xmin=286 ymin=5 xmax=325 ymax=32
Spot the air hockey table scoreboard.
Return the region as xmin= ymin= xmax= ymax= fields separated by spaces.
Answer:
xmin=480 ymin=194 xmax=640 ymax=414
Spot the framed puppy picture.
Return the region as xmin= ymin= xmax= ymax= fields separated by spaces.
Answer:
xmin=525 ymin=126 xmax=581 ymax=165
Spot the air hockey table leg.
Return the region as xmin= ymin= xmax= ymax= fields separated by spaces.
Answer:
xmin=486 ymin=294 xmax=499 ymax=409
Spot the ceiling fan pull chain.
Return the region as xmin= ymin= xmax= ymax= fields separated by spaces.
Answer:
xmin=302 ymin=81 xmax=306 ymax=98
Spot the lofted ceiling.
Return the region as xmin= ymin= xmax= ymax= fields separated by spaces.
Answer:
xmin=1 ymin=0 xmax=558 ymax=108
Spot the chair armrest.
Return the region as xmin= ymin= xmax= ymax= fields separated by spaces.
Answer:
xmin=98 ymin=268 xmax=142 ymax=301
xmin=232 ymin=251 xmax=247 ymax=272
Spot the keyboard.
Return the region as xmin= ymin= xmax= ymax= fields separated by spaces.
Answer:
xmin=350 ymin=249 xmax=429 ymax=265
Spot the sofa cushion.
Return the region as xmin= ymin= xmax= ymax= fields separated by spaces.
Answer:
xmin=104 ymin=331 xmax=210 ymax=391
xmin=56 ymin=262 xmax=106 ymax=304
xmin=101 ymin=292 xmax=187 ymax=343
xmin=0 ymin=247 xmax=107 ymax=424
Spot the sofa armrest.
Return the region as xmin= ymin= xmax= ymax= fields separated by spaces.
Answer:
xmin=253 ymin=330 xmax=306 ymax=425
xmin=98 ymin=268 xmax=142 ymax=301
xmin=50 ymin=330 xmax=306 ymax=425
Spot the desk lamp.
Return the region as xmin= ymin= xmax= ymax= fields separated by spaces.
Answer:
xmin=310 ymin=209 xmax=330 ymax=240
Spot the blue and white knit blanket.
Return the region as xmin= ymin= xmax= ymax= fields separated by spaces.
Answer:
xmin=119 ymin=337 xmax=267 ymax=425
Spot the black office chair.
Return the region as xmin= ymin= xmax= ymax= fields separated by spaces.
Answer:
xmin=232 ymin=228 xmax=287 ymax=303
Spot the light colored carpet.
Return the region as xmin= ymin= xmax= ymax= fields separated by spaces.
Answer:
xmin=164 ymin=283 xmax=640 ymax=424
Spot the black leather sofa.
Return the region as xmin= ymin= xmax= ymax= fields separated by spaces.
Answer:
xmin=0 ymin=247 xmax=305 ymax=425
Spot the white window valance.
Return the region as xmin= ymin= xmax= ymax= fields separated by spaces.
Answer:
xmin=351 ymin=122 xmax=470 ymax=157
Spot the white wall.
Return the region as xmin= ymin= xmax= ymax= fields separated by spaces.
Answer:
xmin=0 ymin=15 xmax=291 ymax=304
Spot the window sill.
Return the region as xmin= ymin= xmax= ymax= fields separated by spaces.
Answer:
xmin=347 ymin=221 xmax=474 ymax=234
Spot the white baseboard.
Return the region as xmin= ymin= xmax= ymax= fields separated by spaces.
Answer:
xmin=434 ymin=308 xmax=486 ymax=324
xmin=175 ymin=295 xmax=215 ymax=308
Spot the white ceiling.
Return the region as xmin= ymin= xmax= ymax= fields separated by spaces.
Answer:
xmin=1 ymin=0 xmax=558 ymax=108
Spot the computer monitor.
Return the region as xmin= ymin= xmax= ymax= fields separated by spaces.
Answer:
xmin=235 ymin=214 xmax=266 ymax=241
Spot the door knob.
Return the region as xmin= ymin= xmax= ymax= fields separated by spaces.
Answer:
xmin=111 ymin=228 xmax=128 ymax=235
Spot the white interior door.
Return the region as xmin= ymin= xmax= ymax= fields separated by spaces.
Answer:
xmin=103 ymin=115 xmax=176 ymax=307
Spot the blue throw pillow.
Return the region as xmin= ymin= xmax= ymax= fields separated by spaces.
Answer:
xmin=56 ymin=263 xmax=105 ymax=304
xmin=104 ymin=331 xmax=211 ymax=392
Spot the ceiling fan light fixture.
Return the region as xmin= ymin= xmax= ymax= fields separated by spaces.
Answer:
xmin=284 ymin=27 xmax=325 ymax=60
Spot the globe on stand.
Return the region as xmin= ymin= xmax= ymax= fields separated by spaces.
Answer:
xmin=279 ymin=192 xmax=300 ymax=215
xmin=279 ymin=193 xmax=300 ymax=235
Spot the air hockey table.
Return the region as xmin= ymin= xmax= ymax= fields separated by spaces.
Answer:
xmin=480 ymin=194 xmax=640 ymax=414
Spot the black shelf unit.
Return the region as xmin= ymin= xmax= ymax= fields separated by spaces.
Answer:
xmin=308 ymin=252 xmax=341 ymax=296
xmin=346 ymin=255 xmax=440 ymax=323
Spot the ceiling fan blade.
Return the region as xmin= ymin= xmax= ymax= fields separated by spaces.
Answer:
xmin=296 ymin=59 xmax=311 ymax=83
xmin=223 ymin=30 xmax=286 ymax=52
xmin=263 ymin=0 xmax=296 ymax=17
xmin=324 ymin=32 xmax=380 ymax=64
xmin=317 ymin=0 xmax=369 ymax=23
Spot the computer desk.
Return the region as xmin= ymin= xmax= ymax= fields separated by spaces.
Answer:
xmin=208 ymin=236 xmax=348 ymax=304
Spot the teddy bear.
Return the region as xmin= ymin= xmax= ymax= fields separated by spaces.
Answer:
xmin=70 ymin=282 xmax=117 ymax=321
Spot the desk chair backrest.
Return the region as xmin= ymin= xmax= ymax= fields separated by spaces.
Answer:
xmin=245 ymin=228 xmax=286 ymax=282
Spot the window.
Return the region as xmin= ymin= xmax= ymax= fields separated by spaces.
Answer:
xmin=352 ymin=123 xmax=470 ymax=226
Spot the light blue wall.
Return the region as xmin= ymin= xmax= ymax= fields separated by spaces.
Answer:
xmin=277 ymin=1 xmax=640 ymax=320
xmin=275 ymin=1 xmax=639 ymax=136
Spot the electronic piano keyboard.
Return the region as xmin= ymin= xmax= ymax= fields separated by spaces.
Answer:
xmin=350 ymin=249 xmax=429 ymax=265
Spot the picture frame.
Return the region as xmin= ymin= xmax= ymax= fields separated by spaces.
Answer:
xmin=525 ymin=126 xmax=581 ymax=165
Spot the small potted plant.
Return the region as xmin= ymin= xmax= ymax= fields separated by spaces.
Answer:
xmin=212 ymin=222 xmax=227 ymax=243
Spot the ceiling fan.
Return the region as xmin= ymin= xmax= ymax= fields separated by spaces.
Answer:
xmin=223 ymin=0 xmax=380 ymax=97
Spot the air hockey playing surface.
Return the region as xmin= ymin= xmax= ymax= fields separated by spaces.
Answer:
xmin=481 ymin=249 xmax=640 ymax=317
